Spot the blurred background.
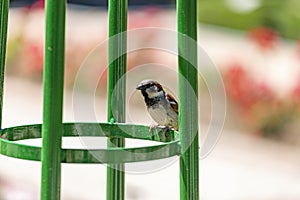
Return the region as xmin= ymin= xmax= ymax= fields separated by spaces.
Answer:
xmin=1 ymin=0 xmax=300 ymax=199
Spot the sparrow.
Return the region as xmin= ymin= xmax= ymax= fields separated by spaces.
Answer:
xmin=136 ymin=80 xmax=178 ymax=131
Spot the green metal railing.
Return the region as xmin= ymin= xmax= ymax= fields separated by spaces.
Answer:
xmin=178 ymin=1 xmax=199 ymax=199
xmin=41 ymin=0 xmax=66 ymax=198
xmin=107 ymin=0 xmax=127 ymax=199
xmin=0 ymin=0 xmax=199 ymax=199
xmin=0 ymin=0 xmax=9 ymax=128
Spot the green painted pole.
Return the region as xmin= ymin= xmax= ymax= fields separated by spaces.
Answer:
xmin=177 ymin=0 xmax=199 ymax=200
xmin=106 ymin=0 xmax=127 ymax=200
xmin=41 ymin=0 xmax=66 ymax=199
xmin=0 ymin=0 xmax=9 ymax=128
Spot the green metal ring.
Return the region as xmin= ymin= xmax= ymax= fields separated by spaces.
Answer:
xmin=0 ymin=123 xmax=180 ymax=163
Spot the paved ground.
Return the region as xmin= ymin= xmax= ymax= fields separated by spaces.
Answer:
xmin=1 ymin=76 xmax=300 ymax=200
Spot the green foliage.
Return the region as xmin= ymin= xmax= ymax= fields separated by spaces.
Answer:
xmin=198 ymin=0 xmax=300 ymax=39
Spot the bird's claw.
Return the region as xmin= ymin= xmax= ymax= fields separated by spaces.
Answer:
xmin=149 ymin=124 xmax=172 ymax=140
xmin=162 ymin=126 xmax=171 ymax=138
xmin=149 ymin=124 xmax=158 ymax=133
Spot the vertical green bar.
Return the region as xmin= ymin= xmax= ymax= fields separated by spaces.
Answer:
xmin=177 ymin=0 xmax=199 ymax=200
xmin=0 ymin=0 xmax=9 ymax=128
xmin=106 ymin=0 xmax=127 ymax=200
xmin=41 ymin=0 xmax=66 ymax=199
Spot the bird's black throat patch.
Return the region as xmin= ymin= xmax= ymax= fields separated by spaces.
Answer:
xmin=141 ymin=90 xmax=161 ymax=107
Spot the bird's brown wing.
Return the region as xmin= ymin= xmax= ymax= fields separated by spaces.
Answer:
xmin=166 ymin=93 xmax=178 ymax=114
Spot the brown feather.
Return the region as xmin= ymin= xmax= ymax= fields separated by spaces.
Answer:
xmin=166 ymin=93 xmax=178 ymax=114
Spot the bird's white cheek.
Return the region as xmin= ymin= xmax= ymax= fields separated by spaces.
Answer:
xmin=146 ymin=90 xmax=164 ymax=99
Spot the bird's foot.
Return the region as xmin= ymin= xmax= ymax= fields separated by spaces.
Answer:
xmin=149 ymin=124 xmax=159 ymax=140
xmin=149 ymin=124 xmax=158 ymax=133
xmin=162 ymin=126 xmax=171 ymax=138
xmin=149 ymin=124 xmax=172 ymax=140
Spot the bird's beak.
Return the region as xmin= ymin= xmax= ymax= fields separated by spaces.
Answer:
xmin=136 ymin=84 xmax=145 ymax=90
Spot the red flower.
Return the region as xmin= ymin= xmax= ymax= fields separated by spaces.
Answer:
xmin=26 ymin=43 xmax=44 ymax=73
xmin=224 ymin=62 xmax=274 ymax=112
xmin=297 ymin=38 xmax=300 ymax=61
xmin=291 ymin=79 xmax=300 ymax=115
xmin=291 ymin=75 xmax=300 ymax=102
xmin=128 ymin=7 xmax=163 ymax=29
xmin=248 ymin=27 xmax=278 ymax=50
xmin=31 ymin=0 xmax=44 ymax=10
